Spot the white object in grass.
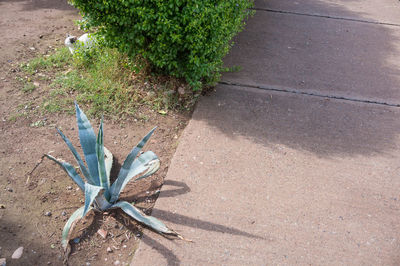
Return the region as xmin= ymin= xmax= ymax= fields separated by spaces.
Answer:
xmin=64 ymin=33 xmax=96 ymax=54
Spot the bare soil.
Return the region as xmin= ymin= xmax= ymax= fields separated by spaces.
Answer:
xmin=0 ymin=1 xmax=190 ymax=265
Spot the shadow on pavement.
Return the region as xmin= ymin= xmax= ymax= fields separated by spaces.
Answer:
xmin=196 ymin=85 xmax=400 ymax=157
xmin=152 ymin=208 xmax=264 ymax=240
xmin=206 ymin=0 xmax=400 ymax=157
xmin=141 ymin=235 xmax=181 ymax=266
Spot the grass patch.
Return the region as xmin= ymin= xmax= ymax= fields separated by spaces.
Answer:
xmin=19 ymin=45 xmax=197 ymax=120
xmin=22 ymin=82 xmax=36 ymax=93
xmin=20 ymin=48 xmax=71 ymax=75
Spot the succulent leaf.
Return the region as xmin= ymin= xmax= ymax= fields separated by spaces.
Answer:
xmin=45 ymin=154 xmax=85 ymax=191
xmin=96 ymin=119 xmax=109 ymax=197
xmin=61 ymin=206 xmax=88 ymax=250
xmin=56 ymin=128 xmax=95 ymax=185
xmin=83 ymin=183 xmax=103 ymax=217
xmin=109 ymin=151 xmax=159 ymax=203
xmin=93 ymin=193 xmax=112 ymax=211
xmin=75 ymin=102 xmax=100 ymax=186
xmin=112 ymin=201 xmax=177 ymax=236
xmin=104 ymin=146 xmax=113 ymax=181
xmin=134 ymin=157 xmax=160 ymax=182
xmin=109 ymin=127 xmax=156 ymax=202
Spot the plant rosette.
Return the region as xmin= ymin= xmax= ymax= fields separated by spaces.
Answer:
xmin=46 ymin=103 xmax=181 ymax=253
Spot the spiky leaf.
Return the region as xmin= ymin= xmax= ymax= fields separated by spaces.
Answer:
xmin=45 ymin=154 xmax=84 ymax=191
xmin=134 ymin=157 xmax=160 ymax=182
xmin=61 ymin=206 xmax=88 ymax=250
xmin=112 ymin=201 xmax=177 ymax=236
xmin=109 ymin=151 xmax=159 ymax=203
xmin=75 ymin=102 xmax=99 ymax=186
xmin=109 ymin=127 xmax=156 ymax=202
xmin=93 ymin=193 xmax=112 ymax=211
xmin=96 ymin=119 xmax=109 ymax=197
xmin=104 ymin=146 xmax=113 ymax=181
xmin=83 ymin=183 xmax=103 ymax=217
xmin=56 ymin=128 xmax=96 ymax=185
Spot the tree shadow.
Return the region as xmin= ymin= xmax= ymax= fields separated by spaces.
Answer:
xmin=210 ymin=0 xmax=400 ymax=157
xmin=0 ymin=217 xmax=65 ymax=265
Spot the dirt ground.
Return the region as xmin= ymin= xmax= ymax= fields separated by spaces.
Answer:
xmin=0 ymin=1 xmax=190 ymax=265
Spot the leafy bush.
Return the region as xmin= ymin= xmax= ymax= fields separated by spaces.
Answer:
xmin=68 ymin=0 xmax=254 ymax=89
xmin=46 ymin=103 xmax=180 ymax=251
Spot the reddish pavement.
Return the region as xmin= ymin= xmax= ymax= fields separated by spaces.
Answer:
xmin=132 ymin=0 xmax=400 ymax=265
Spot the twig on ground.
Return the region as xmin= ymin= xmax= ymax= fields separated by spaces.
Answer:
xmin=26 ymin=154 xmax=46 ymax=184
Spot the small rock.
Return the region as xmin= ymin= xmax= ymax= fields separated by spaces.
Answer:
xmin=29 ymin=47 xmax=35 ymax=51
xmin=0 ymin=204 xmax=5 ymax=209
xmin=6 ymin=188 xmax=13 ymax=192
xmin=114 ymin=260 xmax=120 ymax=266
xmin=66 ymin=186 xmax=72 ymax=190
xmin=97 ymin=229 xmax=107 ymax=239
xmin=11 ymin=247 xmax=23 ymax=259
xmin=33 ymin=82 xmax=39 ymax=87
xmin=61 ymin=211 xmax=67 ymax=216
xmin=106 ymin=247 xmax=112 ymax=253
xmin=39 ymin=35 xmax=44 ymax=39
xmin=0 ymin=258 xmax=6 ymax=266
xmin=178 ymin=87 xmax=185 ymax=95
xmin=44 ymin=211 xmax=52 ymax=217
xmin=85 ymin=263 xmax=91 ymax=266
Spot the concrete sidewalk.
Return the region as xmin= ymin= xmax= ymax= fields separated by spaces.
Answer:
xmin=133 ymin=0 xmax=400 ymax=265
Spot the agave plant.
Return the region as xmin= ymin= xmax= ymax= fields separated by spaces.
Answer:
xmin=46 ymin=103 xmax=179 ymax=250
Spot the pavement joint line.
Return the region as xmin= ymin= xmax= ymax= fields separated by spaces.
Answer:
xmin=251 ymin=7 xmax=400 ymax=28
xmin=219 ymin=81 xmax=400 ymax=108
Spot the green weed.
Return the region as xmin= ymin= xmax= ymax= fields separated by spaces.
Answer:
xmin=22 ymin=82 xmax=36 ymax=93
xmin=20 ymin=44 xmax=196 ymax=119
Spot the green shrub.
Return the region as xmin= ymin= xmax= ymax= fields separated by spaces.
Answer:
xmin=69 ymin=0 xmax=254 ymax=90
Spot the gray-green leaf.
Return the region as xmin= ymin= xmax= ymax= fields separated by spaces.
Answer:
xmin=83 ymin=183 xmax=103 ymax=217
xmin=45 ymin=154 xmax=84 ymax=191
xmin=96 ymin=119 xmax=109 ymax=197
xmin=109 ymin=151 xmax=159 ymax=202
xmin=56 ymin=128 xmax=95 ymax=185
xmin=112 ymin=201 xmax=177 ymax=235
xmin=61 ymin=206 xmax=88 ymax=250
xmin=75 ymin=102 xmax=99 ymax=186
